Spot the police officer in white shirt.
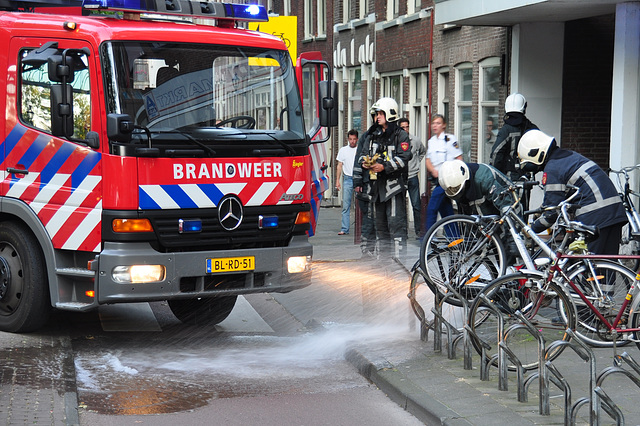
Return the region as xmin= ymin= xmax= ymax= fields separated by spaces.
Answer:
xmin=425 ymin=114 xmax=463 ymax=231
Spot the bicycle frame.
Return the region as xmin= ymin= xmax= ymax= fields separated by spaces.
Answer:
xmin=543 ymin=252 xmax=640 ymax=340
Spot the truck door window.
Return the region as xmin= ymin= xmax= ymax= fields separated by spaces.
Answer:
xmin=19 ymin=49 xmax=91 ymax=139
xmin=301 ymin=65 xmax=319 ymax=135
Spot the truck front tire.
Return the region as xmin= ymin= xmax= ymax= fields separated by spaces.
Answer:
xmin=0 ymin=222 xmax=49 ymax=332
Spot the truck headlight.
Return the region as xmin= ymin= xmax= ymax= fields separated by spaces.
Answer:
xmin=287 ymin=256 xmax=310 ymax=274
xmin=112 ymin=265 xmax=166 ymax=283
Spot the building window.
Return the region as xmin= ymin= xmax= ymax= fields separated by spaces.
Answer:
xmin=410 ymin=69 xmax=429 ymax=143
xmin=407 ymin=0 xmax=420 ymax=14
xmin=349 ymin=68 xmax=363 ymax=132
xmin=304 ymin=0 xmax=313 ymax=39
xmin=437 ymin=68 xmax=450 ymax=125
xmin=381 ymin=74 xmax=402 ymax=108
xmin=360 ymin=0 xmax=369 ymax=18
xmin=387 ymin=0 xmax=399 ymax=20
xmin=456 ymin=63 xmax=473 ymax=162
xmin=283 ymin=0 xmax=291 ymax=15
xmin=479 ymin=57 xmax=501 ymax=164
xmin=343 ymin=0 xmax=353 ymax=23
xmin=317 ymin=0 xmax=326 ymax=37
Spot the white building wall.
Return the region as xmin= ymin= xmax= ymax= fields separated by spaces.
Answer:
xmin=511 ymin=23 xmax=564 ymax=144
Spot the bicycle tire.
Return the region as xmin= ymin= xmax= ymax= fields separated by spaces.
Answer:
xmin=420 ymin=215 xmax=507 ymax=307
xmin=467 ymin=272 xmax=576 ymax=371
xmin=629 ymin=309 xmax=640 ymax=351
xmin=563 ymin=259 xmax=634 ymax=347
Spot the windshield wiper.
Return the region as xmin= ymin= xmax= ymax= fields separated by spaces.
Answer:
xmin=262 ymin=132 xmax=296 ymax=155
xmin=139 ymin=128 xmax=217 ymax=157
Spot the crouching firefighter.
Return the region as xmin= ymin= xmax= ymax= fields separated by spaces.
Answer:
xmin=353 ymin=97 xmax=412 ymax=260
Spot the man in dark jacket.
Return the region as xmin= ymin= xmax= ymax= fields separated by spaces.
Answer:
xmin=490 ymin=93 xmax=538 ymax=181
xmin=517 ymin=129 xmax=627 ymax=255
xmin=353 ymin=97 xmax=412 ymax=259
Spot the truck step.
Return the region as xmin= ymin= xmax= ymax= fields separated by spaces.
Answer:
xmin=55 ymin=267 xmax=95 ymax=278
xmin=54 ymin=301 xmax=95 ymax=311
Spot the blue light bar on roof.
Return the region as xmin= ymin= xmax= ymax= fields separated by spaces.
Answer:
xmin=81 ymin=0 xmax=268 ymax=21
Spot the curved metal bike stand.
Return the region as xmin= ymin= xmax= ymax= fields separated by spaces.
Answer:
xmin=431 ymin=277 xmax=473 ymax=369
xmin=408 ymin=267 xmax=432 ymax=342
xmin=583 ymin=351 xmax=640 ymax=425
xmin=407 ymin=265 xmax=640 ymax=424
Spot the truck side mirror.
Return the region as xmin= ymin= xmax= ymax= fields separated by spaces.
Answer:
xmin=50 ymin=84 xmax=74 ymax=138
xmin=318 ymin=80 xmax=338 ymax=127
xmin=47 ymin=54 xmax=75 ymax=83
xmin=107 ymin=114 xmax=134 ymax=142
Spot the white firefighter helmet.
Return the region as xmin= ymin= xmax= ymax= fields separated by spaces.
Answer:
xmin=369 ymin=97 xmax=399 ymax=122
xmin=505 ymin=93 xmax=527 ymax=114
xmin=517 ymin=129 xmax=555 ymax=166
xmin=439 ymin=160 xmax=470 ymax=198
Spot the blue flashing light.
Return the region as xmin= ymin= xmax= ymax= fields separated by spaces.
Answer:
xmin=223 ymin=3 xmax=268 ymax=21
xmin=258 ymin=215 xmax=279 ymax=229
xmin=179 ymin=219 xmax=202 ymax=233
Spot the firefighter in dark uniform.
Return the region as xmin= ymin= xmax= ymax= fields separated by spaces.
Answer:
xmin=438 ymin=159 xmax=521 ymax=264
xmin=438 ymin=159 xmax=518 ymax=216
xmin=517 ymin=129 xmax=627 ymax=255
xmin=490 ymin=93 xmax=538 ymax=181
xmin=353 ymin=97 xmax=412 ymax=260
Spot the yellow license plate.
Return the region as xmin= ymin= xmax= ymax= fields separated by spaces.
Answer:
xmin=207 ymin=256 xmax=255 ymax=273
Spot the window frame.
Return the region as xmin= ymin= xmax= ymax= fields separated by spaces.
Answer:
xmin=381 ymin=73 xmax=403 ymax=109
xmin=455 ymin=62 xmax=473 ymax=162
xmin=409 ymin=68 xmax=429 ymax=144
xmin=478 ymin=57 xmax=501 ymax=164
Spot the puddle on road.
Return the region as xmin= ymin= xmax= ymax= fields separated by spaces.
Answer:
xmin=74 ymin=261 xmax=420 ymax=415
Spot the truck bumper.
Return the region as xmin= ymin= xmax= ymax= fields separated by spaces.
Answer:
xmin=93 ymin=235 xmax=312 ymax=304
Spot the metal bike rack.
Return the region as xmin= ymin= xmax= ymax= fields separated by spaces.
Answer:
xmin=541 ymin=334 xmax=592 ymax=423
xmin=430 ymin=277 xmax=473 ymax=369
xmin=408 ymin=267 xmax=436 ymax=343
xmin=586 ymin=351 xmax=640 ymax=425
xmin=407 ymin=265 xmax=640 ymax=424
xmin=407 ymin=265 xmax=473 ymax=369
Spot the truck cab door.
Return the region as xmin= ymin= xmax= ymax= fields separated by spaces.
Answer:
xmin=296 ymin=52 xmax=335 ymax=236
xmin=3 ymin=37 xmax=102 ymax=252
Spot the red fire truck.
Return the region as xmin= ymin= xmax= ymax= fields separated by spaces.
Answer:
xmin=0 ymin=0 xmax=335 ymax=332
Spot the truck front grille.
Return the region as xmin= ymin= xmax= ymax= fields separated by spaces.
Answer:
xmin=146 ymin=205 xmax=304 ymax=252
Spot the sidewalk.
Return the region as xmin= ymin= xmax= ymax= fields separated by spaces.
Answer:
xmin=0 ymin=321 xmax=78 ymax=425
xmin=314 ymin=205 xmax=640 ymax=425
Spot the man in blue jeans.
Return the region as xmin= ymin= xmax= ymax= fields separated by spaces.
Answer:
xmin=336 ymin=129 xmax=359 ymax=235
xmin=425 ymin=114 xmax=463 ymax=232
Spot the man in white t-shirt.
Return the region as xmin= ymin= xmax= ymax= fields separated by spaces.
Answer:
xmin=425 ymin=114 xmax=463 ymax=231
xmin=336 ymin=129 xmax=359 ymax=235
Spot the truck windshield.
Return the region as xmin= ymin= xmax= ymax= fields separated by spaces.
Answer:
xmin=102 ymin=41 xmax=305 ymax=138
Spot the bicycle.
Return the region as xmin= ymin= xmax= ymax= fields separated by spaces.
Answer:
xmin=420 ymin=181 xmax=587 ymax=306
xmin=468 ymin=248 xmax=640 ymax=371
xmin=610 ymin=164 xmax=640 ymax=271
xmin=420 ymin=184 xmax=635 ymax=352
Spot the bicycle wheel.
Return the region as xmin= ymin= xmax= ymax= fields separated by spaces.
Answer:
xmin=420 ymin=215 xmax=507 ymax=307
xmin=629 ymin=308 xmax=640 ymax=351
xmin=563 ymin=259 xmax=634 ymax=347
xmin=467 ymin=272 xmax=576 ymax=371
